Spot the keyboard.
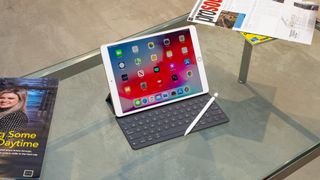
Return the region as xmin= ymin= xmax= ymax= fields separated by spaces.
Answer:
xmin=116 ymin=94 xmax=229 ymax=150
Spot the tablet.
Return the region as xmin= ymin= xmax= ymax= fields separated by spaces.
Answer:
xmin=101 ymin=25 xmax=209 ymax=117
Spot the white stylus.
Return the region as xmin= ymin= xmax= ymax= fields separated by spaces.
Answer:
xmin=184 ymin=93 xmax=219 ymax=136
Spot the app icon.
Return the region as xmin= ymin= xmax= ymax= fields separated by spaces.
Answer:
xmin=121 ymin=74 xmax=128 ymax=81
xmin=169 ymin=63 xmax=175 ymax=69
xmin=166 ymin=50 xmax=173 ymax=58
xmin=155 ymin=94 xmax=162 ymax=101
xmin=182 ymin=47 xmax=188 ymax=54
xmin=149 ymin=96 xmax=155 ymax=102
xmin=134 ymin=99 xmax=141 ymax=106
xmin=148 ymin=42 xmax=155 ymax=49
xmin=124 ymin=86 xmax=131 ymax=93
xmin=171 ymin=91 xmax=177 ymax=96
xmin=177 ymin=88 xmax=183 ymax=95
xmin=163 ymin=38 xmax=170 ymax=46
xmin=179 ymin=35 xmax=185 ymax=42
xmin=187 ymin=70 xmax=193 ymax=77
xmin=151 ymin=54 xmax=157 ymax=61
xmin=184 ymin=86 xmax=190 ymax=93
xmin=142 ymin=98 xmax=148 ymax=104
xmin=172 ymin=74 xmax=178 ymax=81
xmin=115 ymin=49 xmax=122 ymax=57
xmin=184 ymin=58 xmax=191 ymax=65
xmin=132 ymin=46 xmax=139 ymax=53
xmin=137 ymin=70 xmax=144 ymax=77
xmin=162 ymin=92 xmax=169 ymax=99
xmin=118 ymin=62 xmax=125 ymax=69
xmin=140 ymin=82 xmax=147 ymax=90
xmin=154 ymin=66 xmax=160 ymax=73
xmin=135 ymin=58 xmax=142 ymax=66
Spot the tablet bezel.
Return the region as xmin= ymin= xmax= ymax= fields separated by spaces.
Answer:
xmin=101 ymin=25 xmax=209 ymax=117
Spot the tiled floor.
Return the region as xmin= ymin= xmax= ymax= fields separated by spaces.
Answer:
xmin=0 ymin=0 xmax=319 ymax=179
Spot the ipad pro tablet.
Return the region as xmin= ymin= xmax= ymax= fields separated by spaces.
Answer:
xmin=101 ymin=25 xmax=209 ymax=117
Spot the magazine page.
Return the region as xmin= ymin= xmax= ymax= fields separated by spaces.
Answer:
xmin=238 ymin=0 xmax=318 ymax=44
xmin=188 ymin=0 xmax=319 ymax=44
xmin=0 ymin=78 xmax=58 ymax=179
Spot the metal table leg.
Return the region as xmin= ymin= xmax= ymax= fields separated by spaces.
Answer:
xmin=238 ymin=40 xmax=253 ymax=84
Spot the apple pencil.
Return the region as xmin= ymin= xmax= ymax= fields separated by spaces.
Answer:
xmin=184 ymin=92 xmax=219 ymax=136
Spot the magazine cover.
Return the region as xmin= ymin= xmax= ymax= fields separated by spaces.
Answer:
xmin=0 ymin=78 xmax=58 ymax=179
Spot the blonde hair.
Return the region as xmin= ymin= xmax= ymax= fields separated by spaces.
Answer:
xmin=0 ymin=88 xmax=28 ymax=119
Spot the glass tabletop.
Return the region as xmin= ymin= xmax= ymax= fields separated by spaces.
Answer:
xmin=26 ymin=14 xmax=320 ymax=179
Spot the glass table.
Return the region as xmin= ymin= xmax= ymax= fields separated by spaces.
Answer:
xmin=26 ymin=14 xmax=320 ymax=179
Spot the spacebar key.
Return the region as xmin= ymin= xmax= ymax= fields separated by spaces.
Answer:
xmin=160 ymin=124 xmax=188 ymax=137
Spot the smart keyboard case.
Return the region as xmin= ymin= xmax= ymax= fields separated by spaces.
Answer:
xmin=106 ymin=93 xmax=229 ymax=150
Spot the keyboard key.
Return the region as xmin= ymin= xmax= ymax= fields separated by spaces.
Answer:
xmin=149 ymin=129 xmax=155 ymax=134
xmin=140 ymin=138 xmax=146 ymax=144
xmin=125 ymin=129 xmax=134 ymax=135
xmin=147 ymin=136 xmax=153 ymax=141
xmin=154 ymin=133 xmax=161 ymax=139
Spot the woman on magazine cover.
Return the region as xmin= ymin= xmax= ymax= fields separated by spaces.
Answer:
xmin=0 ymin=88 xmax=29 ymax=133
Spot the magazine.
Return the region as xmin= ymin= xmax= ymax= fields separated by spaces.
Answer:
xmin=0 ymin=78 xmax=58 ymax=179
xmin=188 ymin=0 xmax=319 ymax=44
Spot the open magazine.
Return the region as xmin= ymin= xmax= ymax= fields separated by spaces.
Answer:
xmin=0 ymin=78 xmax=58 ymax=179
xmin=188 ymin=0 xmax=319 ymax=44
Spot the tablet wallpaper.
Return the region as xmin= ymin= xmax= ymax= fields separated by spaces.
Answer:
xmin=107 ymin=28 xmax=203 ymax=113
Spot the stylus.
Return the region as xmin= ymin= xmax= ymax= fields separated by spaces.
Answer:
xmin=184 ymin=93 xmax=219 ymax=136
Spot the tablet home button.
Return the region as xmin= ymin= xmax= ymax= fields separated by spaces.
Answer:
xmin=197 ymin=57 xmax=202 ymax=62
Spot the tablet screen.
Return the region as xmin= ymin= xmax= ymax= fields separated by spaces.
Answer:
xmin=107 ymin=28 xmax=203 ymax=113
